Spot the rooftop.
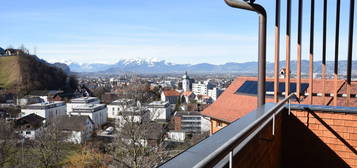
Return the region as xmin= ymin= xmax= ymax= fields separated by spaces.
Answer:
xmin=71 ymin=104 xmax=106 ymax=113
xmin=162 ymin=90 xmax=181 ymax=97
xmin=56 ymin=115 xmax=94 ymax=131
xmin=69 ymin=97 xmax=99 ymax=104
xmin=202 ymin=77 xmax=357 ymax=123
xmin=23 ymin=101 xmax=65 ymax=110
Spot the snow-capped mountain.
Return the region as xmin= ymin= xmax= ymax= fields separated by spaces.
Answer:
xmin=64 ymin=58 xmax=357 ymax=74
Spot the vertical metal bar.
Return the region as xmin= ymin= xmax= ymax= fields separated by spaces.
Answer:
xmin=285 ymin=0 xmax=291 ymax=98
xmin=346 ymin=0 xmax=355 ymax=106
xmin=309 ymin=0 xmax=315 ymax=104
xmin=334 ymin=0 xmax=341 ymax=106
xmin=272 ymin=114 xmax=275 ymax=135
xmin=322 ymin=0 xmax=327 ymax=105
xmin=257 ymin=11 xmax=267 ymax=107
xmin=223 ymin=0 xmax=267 ymax=107
xmin=229 ymin=151 xmax=233 ymax=168
xmin=297 ymin=0 xmax=303 ymax=98
xmin=274 ymin=0 xmax=281 ymax=103
xmin=288 ymin=99 xmax=291 ymax=115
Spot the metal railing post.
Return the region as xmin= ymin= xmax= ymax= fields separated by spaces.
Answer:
xmin=224 ymin=0 xmax=266 ymax=107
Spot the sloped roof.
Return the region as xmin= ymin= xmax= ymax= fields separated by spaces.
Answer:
xmin=56 ymin=115 xmax=94 ymax=131
xmin=163 ymin=90 xmax=180 ymax=97
xmin=202 ymin=76 xmax=356 ymax=123
xmin=16 ymin=113 xmax=45 ymax=128
xmin=201 ymin=77 xmax=269 ymax=123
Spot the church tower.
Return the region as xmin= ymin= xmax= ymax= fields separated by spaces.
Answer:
xmin=182 ymin=71 xmax=190 ymax=92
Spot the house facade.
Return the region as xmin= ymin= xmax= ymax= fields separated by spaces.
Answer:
xmin=146 ymin=101 xmax=171 ymax=121
xmin=69 ymin=104 xmax=107 ymax=128
xmin=57 ymin=115 xmax=94 ymax=144
xmin=15 ymin=113 xmax=45 ymax=140
xmin=174 ymin=111 xmax=210 ymax=133
xmin=107 ymin=99 xmax=137 ymax=119
xmin=21 ymin=101 xmax=66 ymax=121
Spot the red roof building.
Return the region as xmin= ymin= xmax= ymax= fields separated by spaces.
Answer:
xmin=202 ymin=76 xmax=357 ymax=134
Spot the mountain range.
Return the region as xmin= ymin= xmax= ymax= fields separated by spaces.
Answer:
xmin=63 ymin=58 xmax=357 ymax=74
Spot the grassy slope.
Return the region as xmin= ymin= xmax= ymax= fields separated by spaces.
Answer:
xmin=0 ymin=56 xmax=21 ymax=88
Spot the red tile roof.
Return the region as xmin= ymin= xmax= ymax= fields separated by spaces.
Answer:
xmin=202 ymin=76 xmax=357 ymax=123
xmin=202 ymin=77 xmax=271 ymax=123
xmin=163 ymin=90 xmax=181 ymax=97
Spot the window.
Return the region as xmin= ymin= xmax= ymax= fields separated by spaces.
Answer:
xmin=217 ymin=121 xmax=223 ymax=128
xmin=26 ymin=131 xmax=31 ymax=135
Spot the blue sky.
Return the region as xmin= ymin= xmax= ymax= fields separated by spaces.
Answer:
xmin=0 ymin=0 xmax=356 ymax=64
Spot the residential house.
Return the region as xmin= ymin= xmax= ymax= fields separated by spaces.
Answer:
xmin=146 ymin=101 xmax=171 ymax=121
xmin=107 ymin=99 xmax=137 ymax=119
xmin=15 ymin=113 xmax=45 ymax=140
xmin=56 ymin=115 xmax=94 ymax=144
xmin=21 ymin=101 xmax=66 ymax=121
xmin=161 ymin=90 xmax=180 ymax=105
xmin=4 ymin=48 xmax=23 ymax=56
xmin=116 ymin=107 xmax=148 ymax=128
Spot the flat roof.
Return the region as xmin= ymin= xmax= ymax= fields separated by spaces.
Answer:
xmin=71 ymin=104 xmax=106 ymax=113
xmin=70 ymin=97 xmax=99 ymax=104
xmin=23 ymin=101 xmax=65 ymax=110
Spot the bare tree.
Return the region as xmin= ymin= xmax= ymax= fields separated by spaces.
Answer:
xmin=27 ymin=121 xmax=69 ymax=168
xmin=109 ymin=101 xmax=169 ymax=168
xmin=0 ymin=119 xmax=19 ymax=168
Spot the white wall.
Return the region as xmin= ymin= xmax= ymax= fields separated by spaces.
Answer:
xmin=70 ymin=108 xmax=107 ymax=128
xmin=148 ymin=105 xmax=170 ymax=121
xmin=107 ymin=104 xmax=128 ymax=119
xmin=66 ymin=100 xmax=100 ymax=114
xmin=167 ymin=131 xmax=185 ymax=142
xmin=21 ymin=105 xmax=66 ymax=121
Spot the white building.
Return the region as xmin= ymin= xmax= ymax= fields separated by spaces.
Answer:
xmin=21 ymin=101 xmax=66 ymax=121
xmin=107 ymin=99 xmax=137 ymax=119
xmin=57 ymin=115 xmax=94 ymax=144
xmin=146 ymin=101 xmax=171 ymax=121
xmin=182 ymin=72 xmax=191 ymax=92
xmin=208 ymin=88 xmax=223 ymax=101
xmin=66 ymin=97 xmax=100 ymax=114
xmin=175 ymin=111 xmax=210 ymax=133
xmin=15 ymin=113 xmax=45 ymax=140
xmin=167 ymin=131 xmax=185 ymax=142
xmin=69 ymin=104 xmax=107 ymax=128
xmin=192 ymin=80 xmax=215 ymax=96
xmin=116 ymin=107 xmax=146 ymax=128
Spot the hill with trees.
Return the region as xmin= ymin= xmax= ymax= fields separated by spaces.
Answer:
xmin=0 ymin=50 xmax=77 ymax=94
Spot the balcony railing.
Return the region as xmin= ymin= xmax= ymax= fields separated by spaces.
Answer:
xmin=160 ymin=0 xmax=356 ymax=166
xmin=160 ymin=95 xmax=357 ymax=167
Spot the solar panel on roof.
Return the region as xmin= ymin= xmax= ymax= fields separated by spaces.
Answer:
xmin=236 ymin=80 xmax=309 ymax=97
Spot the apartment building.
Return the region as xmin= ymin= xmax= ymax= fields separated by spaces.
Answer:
xmin=69 ymin=104 xmax=107 ymax=128
xmin=66 ymin=97 xmax=100 ymax=114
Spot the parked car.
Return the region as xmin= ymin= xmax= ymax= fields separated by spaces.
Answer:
xmin=104 ymin=126 xmax=114 ymax=135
